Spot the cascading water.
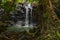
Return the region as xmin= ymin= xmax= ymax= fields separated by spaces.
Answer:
xmin=28 ymin=3 xmax=33 ymax=27
xmin=25 ymin=5 xmax=29 ymax=27
xmin=24 ymin=3 xmax=33 ymax=27
xmin=7 ymin=3 xmax=34 ymax=32
xmin=15 ymin=3 xmax=33 ymax=28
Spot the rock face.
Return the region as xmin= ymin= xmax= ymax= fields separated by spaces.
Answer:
xmin=0 ymin=3 xmax=38 ymax=29
xmin=8 ymin=3 xmax=26 ymax=26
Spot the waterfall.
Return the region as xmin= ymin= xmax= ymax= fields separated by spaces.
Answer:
xmin=24 ymin=5 xmax=29 ymax=27
xmin=7 ymin=3 xmax=34 ymax=32
xmin=28 ymin=3 xmax=33 ymax=26
xmin=24 ymin=3 xmax=33 ymax=27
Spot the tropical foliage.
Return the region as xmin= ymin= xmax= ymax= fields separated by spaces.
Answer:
xmin=0 ymin=0 xmax=60 ymax=40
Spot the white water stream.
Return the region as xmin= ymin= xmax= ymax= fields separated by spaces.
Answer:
xmin=24 ymin=3 xmax=33 ymax=27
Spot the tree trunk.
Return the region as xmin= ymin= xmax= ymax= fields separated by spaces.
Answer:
xmin=37 ymin=0 xmax=59 ymax=38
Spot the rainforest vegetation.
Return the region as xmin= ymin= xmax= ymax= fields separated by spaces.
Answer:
xmin=0 ymin=0 xmax=60 ymax=40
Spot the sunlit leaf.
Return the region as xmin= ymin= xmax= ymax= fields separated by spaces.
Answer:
xmin=57 ymin=31 xmax=60 ymax=38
